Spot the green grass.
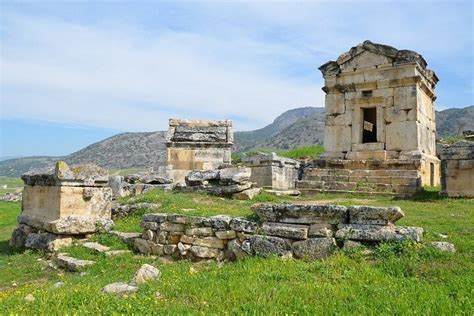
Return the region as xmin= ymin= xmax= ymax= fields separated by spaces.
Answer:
xmin=0 ymin=189 xmax=473 ymax=314
xmin=0 ymin=177 xmax=23 ymax=195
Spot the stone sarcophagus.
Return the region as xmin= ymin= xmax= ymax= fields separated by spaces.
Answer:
xmin=10 ymin=161 xmax=113 ymax=252
xmin=439 ymin=139 xmax=474 ymax=197
xmin=166 ymin=119 xmax=233 ymax=184
xmin=297 ymin=41 xmax=440 ymax=196
xmin=243 ymin=152 xmax=300 ymax=190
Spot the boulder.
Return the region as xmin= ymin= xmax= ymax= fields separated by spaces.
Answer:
xmin=261 ymin=222 xmax=309 ymax=240
xmin=102 ymin=282 xmax=138 ymax=296
xmin=9 ymin=224 xmax=33 ymax=249
xmin=292 ymin=238 xmax=336 ymax=260
xmin=249 ymin=235 xmax=291 ymax=257
xmin=227 ymin=239 xmax=249 ymax=260
xmin=348 ymin=205 xmax=404 ymax=225
xmin=130 ymin=264 xmax=161 ymax=285
xmin=335 ymin=224 xmax=423 ymax=242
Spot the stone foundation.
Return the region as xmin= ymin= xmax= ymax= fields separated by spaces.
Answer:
xmin=243 ymin=152 xmax=300 ymax=190
xmin=10 ymin=161 xmax=114 ymax=251
xmin=166 ymin=119 xmax=233 ymax=184
xmin=134 ymin=203 xmax=423 ymax=261
xmin=439 ymin=140 xmax=474 ymax=197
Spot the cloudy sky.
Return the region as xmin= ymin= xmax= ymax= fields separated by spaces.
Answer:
xmin=1 ymin=0 xmax=473 ymax=157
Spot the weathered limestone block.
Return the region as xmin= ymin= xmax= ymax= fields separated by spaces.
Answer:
xmin=335 ymin=224 xmax=423 ymax=242
xmin=185 ymin=227 xmax=213 ymax=237
xmin=430 ymin=241 xmax=456 ymax=253
xmin=83 ymin=242 xmax=110 ymax=253
xmin=308 ymin=223 xmax=334 ymax=237
xmin=25 ymin=232 xmax=72 ymax=252
xmin=55 ymin=254 xmax=95 ymax=272
xmin=9 ymin=224 xmax=33 ymax=249
xmin=325 ymin=94 xmax=345 ymax=115
xmin=203 ymin=215 xmax=232 ymax=230
xmin=324 ymin=125 xmax=352 ymax=153
xmin=219 ymin=167 xmax=251 ymax=185
xmin=248 ymin=235 xmax=291 ymax=257
xmin=439 ymin=141 xmax=474 ymax=197
xmin=233 ymin=188 xmax=262 ymax=200
xmin=230 ymin=218 xmax=258 ymax=233
xmin=386 ymin=121 xmax=419 ymax=151
xmin=261 ymin=222 xmax=309 ymax=240
xmin=348 ymin=206 xmax=404 ymax=225
xmin=394 ymin=86 xmax=417 ymax=110
xmin=206 ymin=183 xmax=252 ymax=196
xmin=159 ymin=222 xmax=185 ymax=233
xmin=102 ymin=283 xmax=138 ymax=296
xmin=185 ymin=170 xmax=220 ymax=186
xmin=180 ymin=235 xmax=225 ymax=249
xmin=252 ymin=203 xmax=348 ymax=225
xmin=189 ymin=245 xmax=220 ymax=259
xmin=292 ymin=238 xmax=336 ymax=260
xmin=215 ymin=230 xmax=237 ymax=239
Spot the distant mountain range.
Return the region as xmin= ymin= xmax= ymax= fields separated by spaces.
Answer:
xmin=1 ymin=105 xmax=472 ymax=177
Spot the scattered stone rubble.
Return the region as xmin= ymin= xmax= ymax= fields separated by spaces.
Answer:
xmin=133 ymin=203 xmax=423 ymax=262
xmin=439 ymin=134 xmax=474 ymax=197
xmin=102 ymin=264 xmax=160 ymax=296
xmin=0 ymin=191 xmax=22 ymax=202
xmin=9 ymin=161 xmax=114 ymax=252
xmin=177 ymin=167 xmax=259 ymax=199
xmin=108 ymin=173 xmax=172 ymax=199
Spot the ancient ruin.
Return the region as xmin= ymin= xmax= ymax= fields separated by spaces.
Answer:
xmin=165 ymin=119 xmax=233 ymax=184
xmin=297 ymin=41 xmax=440 ymax=196
xmin=9 ymin=161 xmax=113 ymax=251
xmin=439 ymin=132 xmax=474 ymax=197
xmin=134 ymin=203 xmax=423 ymax=261
xmin=243 ymin=152 xmax=300 ymax=190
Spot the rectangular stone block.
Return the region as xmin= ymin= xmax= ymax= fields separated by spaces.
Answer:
xmin=386 ymin=121 xmax=419 ymax=151
xmin=394 ymin=86 xmax=417 ymax=110
xmin=261 ymin=222 xmax=308 ymax=240
xmin=325 ymin=93 xmax=345 ymax=115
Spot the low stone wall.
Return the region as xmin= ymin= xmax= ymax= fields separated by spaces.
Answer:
xmin=134 ymin=203 xmax=423 ymax=261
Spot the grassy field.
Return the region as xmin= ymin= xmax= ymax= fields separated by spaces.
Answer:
xmin=0 ymin=189 xmax=473 ymax=314
xmin=0 ymin=177 xmax=23 ymax=195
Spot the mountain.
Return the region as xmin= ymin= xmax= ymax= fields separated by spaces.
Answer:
xmin=1 ymin=105 xmax=473 ymax=177
xmin=436 ymin=105 xmax=474 ymax=137
xmin=233 ymin=107 xmax=323 ymax=151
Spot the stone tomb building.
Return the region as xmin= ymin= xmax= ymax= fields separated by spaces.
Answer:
xmin=166 ymin=119 xmax=233 ymax=184
xmin=10 ymin=161 xmax=113 ymax=251
xmin=297 ymin=41 xmax=440 ymax=196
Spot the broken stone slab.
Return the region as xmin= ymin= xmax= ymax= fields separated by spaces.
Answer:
xmin=292 ymin=238 xmax=337 ymax=260
xmin=104 ymin=250 xmax=132 ymax=257
xmin=124 ymin=174 xmax=172 ymax=185
xmin=230 ymin=217 xmax=258 ymax=233
xmin=430 ymin=241 xmax=456 ymax=253
xmin=218 ymin=167 xmax=251 ymax=185
xmin=185 ymin=170 xmax=220 ymax=186
xmin=248 ymin=235 xmax=292 ymax=257
xmin=335 ymin=224 xmax=423 ymax=242
xmin=261 ymin=222 xmax=309 ymax=240
xmin=83 ymin=242 xmax=110 ymax=253
xmin=252 ymin=203 xmax=348 ymax=225
xmin=233 ymin=188 xmax=262 ymax=200
xmin=55 ymin=254 xmax=95 ymax=272
xmin=130 ymin=264 xmax=161 ymax=285
xmin=264 ymin=190 xmax=301 ymax=197
xmin=348 ymin=205 xmax=404 ymax=225
xmin=142 ymin=213 xmax=168 ymax=223
xmin=206 ymin=183 xmax=252 ymax=195
xmin=102 ymin=282 xmax=138 ymax=296
xmin=189 ymin=245 xmax=220 ymax=258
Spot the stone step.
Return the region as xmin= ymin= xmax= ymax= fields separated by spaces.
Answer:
xmin=301 ymin=175 xmax=420 ymax=186
xmin=296 ymin=180 xmax=419 ymax=195
xmin=54 ymin=254 xmax=95 ymax=272
xmin=82 ymin=242 xmax=110 ymax=253
xmin=303 ymin=168 xmax=419 ymax=178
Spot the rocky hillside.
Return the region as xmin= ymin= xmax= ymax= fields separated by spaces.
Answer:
xmin=436 ymin=105 xmax=474 ymax=137
xmin=1 ymin=105 xmax=472 ymax=177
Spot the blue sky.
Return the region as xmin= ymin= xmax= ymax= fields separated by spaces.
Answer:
xmin=1 ymin=0 xmax=473 ymax=157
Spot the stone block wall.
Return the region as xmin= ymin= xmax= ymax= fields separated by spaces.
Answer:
xmin=10 ymin=161 xmax=114 ymax=251
xmin=134 ymin=203 xmax=423 ymax=261
xmin=166 ymin=119 xmax=233 ymax=184
xmin=439 ymin=141 xmax=474 ymax=197
xmin=243 ymin=153 xmax=300 ymax=190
